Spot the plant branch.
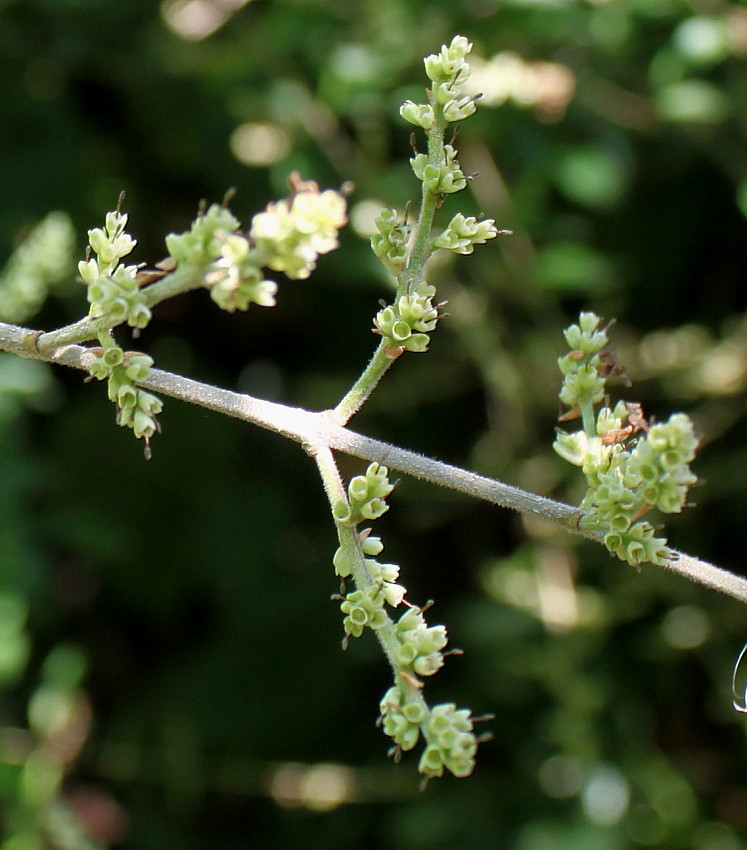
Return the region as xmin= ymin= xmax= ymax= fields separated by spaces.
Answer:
xmin=34 ymin=265 xmax=206 ymax=354
xmin=2 ymin=319 xmax=746 ymax=605
xmin=311 ymin=444 xmax=409 ymax=675
xmin=334 ymin=116 xmax=445 ymax=423
xmin=333 ymin=340 xmax=396 ymax=424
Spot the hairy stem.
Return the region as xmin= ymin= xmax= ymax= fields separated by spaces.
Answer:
xmin=1 ymin=319 xmax=746 ymax=606
xmin=333 ymin=340 xmax=395 ymax=425
xmin=399 ymin=158 xmax=439 ymax=295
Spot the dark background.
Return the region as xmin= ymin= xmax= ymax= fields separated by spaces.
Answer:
xmin=2 ymin=0 xmax=747 ymax=847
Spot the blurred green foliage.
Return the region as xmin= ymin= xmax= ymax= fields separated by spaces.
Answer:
xmin=2 ymin=0 xmax=747 ymax=847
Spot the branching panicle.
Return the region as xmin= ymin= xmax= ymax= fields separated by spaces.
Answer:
xmin=0 ymin=36 xmax=737 ymax=796
xmin=334 ymin=34 xmax=508 ymax=423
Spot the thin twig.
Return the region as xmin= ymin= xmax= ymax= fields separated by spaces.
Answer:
xmin=1 ymin=319 xmax=746 ymax=605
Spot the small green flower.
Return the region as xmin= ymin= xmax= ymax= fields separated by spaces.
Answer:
xmin=340 ymin=587 xmax=387 ymax=637
xmin=399 ymin=101 xmax=436 ymax=130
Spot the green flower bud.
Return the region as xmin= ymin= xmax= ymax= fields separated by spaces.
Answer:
xmin=78 ymin=258 xmax=99 ymax=285
xmin=102 ymin=346 xmax=124 ymax=369
xmin=104 ymin=210 xmax=127 ymax=237
xmin=360 ymin=497 xmax=389 ymax=520
xmin=397 ymin=607 xmax=426 ymax=634
xmin=413 ymin=653 xmax=444 ymax=677
xmin=432 ymin=213 xmax=499 ymax=255
xmin=340 ymin=586 xmax=387 ymax=636
xmin=138 ymin=392 xmax=163 ymax=416
xmin=348 ymin=475 xmax=371 ymax=502
xmin=111 ymin=264 xmax=139 ymax=292
xmin=399 ymin=101 xmax=436 ymax=129
xmin=333 ymin=501 xmax=352 ymax=523
xmin=423 ymin=36 xmax=472 ymax=84
xmin=404 ymin=333 xmax=430 ymax=353
xmin=379 ymin=686 xmax=423 ymax=751
xmin=360 ymin=532 xmax=383 ymax=557
xmin=127 ymin=302 xmax=152 ymax=329
xmin=383 ymin=582 xmax=406 ymax=607
xmin=132 ymin=408 xmax=158 ymax=439
xmin=108 ymin=298 xmax=129 ymax=322
xmin=391 ymin=320 xmax=413 ymax=342
xmin=411 ymin=154 xmax=468 ymax=195
xmin=165 ymin=204 xmax=241 ymax=267
xmin=604 ymin=521 xmax=670 ymax=567
xmin=117 ymin=383 xmax=138 ymax=409
xmin=553 ymin=431 xmax=589 ymax=466
xmin=87 ymin=356 xmax=110 ymax=382
xmin=559 ymin=363 xmax=606 ymax=407
xmin=87 ymin=280 xmax=111 ymax=305
xmin=418 ymin=745 xmax=445 ymax=779
xmin=442 ymin=95 xmax=477 ymax=123
xmin=370 ymin=209 xmax=411 ymax=272
xmin=417 ymin=624 xmax=448 ymax=654
xmin=397 ymin=642 xmax=419 ymax=666
xmin=124 ymin=354 xmax=154 ymax=382
xmin=563 ymin=312 xmax=608 ymax=354
xmin=402 ymin=702 xmax=427 ymax=725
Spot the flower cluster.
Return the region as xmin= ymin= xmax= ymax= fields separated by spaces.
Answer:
xmin=78 ymin=211 xmax=151 ymax=330
xmin=373 ymin=282 xmax=440 ymax=354
xmin=87 ymin=340 xmax=162 ymax=446
xmin=250 ymin=179 xmax=347 ymax=280
xmin=554 ymin=313 xmax=699 ymax=567
xmin=410 ymin=145 xmax=467 ymax=196
xmin=76 ymin=207 xmax=162 ymax=450
xmin=356 ymin=34 xmax=506 ymax=380
xmin=400 ymin=36 xmax=478 ymax=204
xmin=165 ymin=203 xmax=240 ymax=267
xmin=166 ymin=203 xmax=277 ymax=313
xmin=400 ymin=35 xmax=477 ymax=131
xmin=432 ymin=213 xmax=505 ymax=255
xmin=333 ymin=461 xmax=394 ymax=524
xmin=370 ymin=209 xmax=412 ymax=274
xmin=165 ymin=175 xmax=347 ymax=312
xmin=332 ymin=464 xmax=403 ymax=640
xmin=332 ymin=462 xmax=480 ymax=779
xmin=416 ymin=704 xmax=478 ymax=780
xmin=334 ymin=529 xmax=406 ymax=637
xmin=379 ymin=689 xmax=478 ymax=780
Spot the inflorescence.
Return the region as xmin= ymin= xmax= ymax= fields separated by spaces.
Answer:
xmin=79 ymin=208 xmax=161 ymax=451
xmin=554 ymin=312 xmax=699 ymax=568
xmin=78 ymin=177 xmax=347 ymax=452
xmin=332 ymin=462 xmax=483 ymax=780
xmin=368 ymin=36 xmax=508 ymax=358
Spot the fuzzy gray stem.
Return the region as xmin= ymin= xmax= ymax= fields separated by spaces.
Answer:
xmin=1 ymin=319 xmax=746 ymax=605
